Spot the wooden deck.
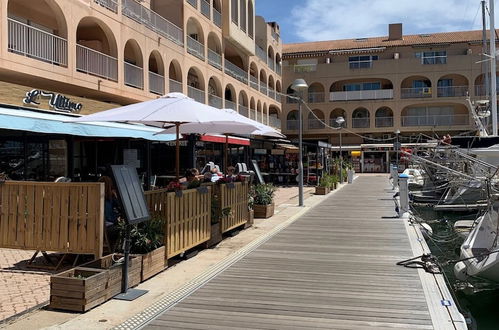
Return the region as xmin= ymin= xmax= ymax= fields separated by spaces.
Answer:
xmin=143 ymin=175 xmax=446 ymax=329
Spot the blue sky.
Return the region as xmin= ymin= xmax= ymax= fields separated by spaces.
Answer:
xmin=256 ymin=0 xmax=496 ymax=44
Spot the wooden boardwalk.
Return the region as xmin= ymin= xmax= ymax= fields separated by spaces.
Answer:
xmin=144 ymin=175 xmax=435 ymax=329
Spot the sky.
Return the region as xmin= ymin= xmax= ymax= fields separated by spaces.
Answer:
xmin=255 ymin=0 xmax=496 ymax=44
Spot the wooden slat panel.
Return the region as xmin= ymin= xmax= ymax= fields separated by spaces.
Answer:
xmin=219 ymin=182 xmax=249 ymax=233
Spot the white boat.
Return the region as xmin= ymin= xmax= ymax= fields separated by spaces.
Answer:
xmin=402 ymin=168 xmax=424 ymax=190
xmin=454 ymin=203 xmax=499 ymax=282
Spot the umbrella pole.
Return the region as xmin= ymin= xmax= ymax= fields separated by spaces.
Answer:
xmin=176 ymin=123 xmax=180 ymax=180
xmin=225 ymin=134 xmax=229 ymax=175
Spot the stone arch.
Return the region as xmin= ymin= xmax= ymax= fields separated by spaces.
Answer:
xmin=168 ymin=59 xmax=183 ymax=92
xmin=329 ymin=108 xmax=347 ymax=128
xmin=375 ymin=106 xmax=394 ymax=127
xmin=437 ymin=74 xmax=469 ymax=97
xmin=208 ymin=76 xmax=223 ymax=108
xmin=148 ymin=50 xmax=165 ymax=95
xmin=352 ymin=107 xmax=370 ymax=128
xmin=187 ymin=66 xmax=206 ymax=103
xmin=308 ymin=82 xmax=325 ymax=103
xmin=400 ymin=75 xmax=432 ymax=98
xmin=8 ymin=0 xmax=68 ymax=38
xmin=287 ymin=110 xmax=299 ymax=130
xmin=124 ymin=39 xmax=144 ymax=89
xmin=225 ymin=84 xmax=237 ymax=110
xmin=308 ymin=109 xmax=325 ymax=129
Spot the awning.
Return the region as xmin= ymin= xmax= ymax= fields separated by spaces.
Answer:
xmin=0 ymin=107 xmax=176 ymax=141
xmin=200 ymin=134 xmax=250 ymax=146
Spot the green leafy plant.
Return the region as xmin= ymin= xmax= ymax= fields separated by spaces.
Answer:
xmin=250 ymin=183 xmax=277 ymax=206
xmin=319 ymin=175 xmax=331 ymax=188
xmin=211 ymin=196 xmax=232 ymax=224
xmin=116 ymin=215 xmax=165 ymax=254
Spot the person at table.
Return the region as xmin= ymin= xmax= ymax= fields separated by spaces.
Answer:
xmin=98 ymin=176 xmax=120 ymax=226
xmin=182 ymin=168 xmax=201 ymax=189
xmin=211 ymin=168 xmax=222 ymax=182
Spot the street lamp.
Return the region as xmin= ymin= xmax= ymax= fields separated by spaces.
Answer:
xmin=395 ymin=129 xmax=401 ymax=170
xmin=335 ymin=116 xmax=345 ymax=183
xmin=291 ymin=78 xmax=308 ymax=207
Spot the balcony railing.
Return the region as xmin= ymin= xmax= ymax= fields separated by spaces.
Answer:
xmin=201 ymin=0 xmax=210 ymax=18
xmin=401 ymin=87 xmax=432 ymax=99
xmin=225 ymin=100 xmax=237 ymax=110
xmin=249 ymin=109 xmax=256 ymax=120
xmin=401 ymin=114 xmax=469 ymax=127
xmin=352 ymin=118 xmax=370 ymax=128
xmin=149 ymin=71 xmax=164 ymax=95
xmin=308 ymin=92 xmax=325 ymax=103
xmin=224 ymin=60 xmax=248 ymax=84
xmin=208 ymin=94 xmax=222 ymax=108
xmin=8 ymin=19 xmax=68 ymax=66
xmin=475 ymin=85 xmax=499 ymax=96
xmin=271 ymin=30 xmax=280 ymax=42
xmin=188 ymin=86 xmax=205 ymax=103
xmin=213 ymin=8 xmax=222 ymax=27
xmin=239 ymin=105 xmax=249 ymax=117
xmin=437 ymin=86 xmax=468 ymax=97
xmin=268 ymin=57 xmax=275 ymax=71
xmin=293 ymin=64 xmax=316 ymax=73
xmin=286 ymin=95 xmax=299 ymax=104
xmin=122 ymin=0 xmax=183 ymax=46
xmin=276 ymin=63 xmax=282 ymax=75
xmin=187 ymin=36 xmax=205 ymax=61
xmin=269 ymin=116 xmax=281 ymax=129
xmin=375 ymin=116 xmax=393 ymax=127
xmin=124 ymin=62 xmax=144 ymax=89
xmin=287 ymin=120 xmax=299 ymax=130
xmin=274 ymin=91 xmax=281 ymax=102
xmin=207 ymin=49 xmax=222 ymax=70
xmin=260 ymin=84 xmax=268 ymax=95
xmin=187 ymin=0 xmax=197 ymax=8
xmin=330 ymin=89 xmax=393 ymax=102
xmin=268 ymin=89 xmax=276 ymax=100
xmin=256 ymin=111 xmax=262 ymax=123
xmin=169 ymin=79 xmax=182 ymax=93
xmin=94 ymin=0 xmax=118 ymax=13
xmin=250 ymin=76 xmax=259 ymax=90
xmin=76 ymin=44 xmax=117 ymax=81
xmin=255 ymin=46 xmax=267 ymax=63
xmin=329 ymin=119 xmax=347 ymax=128
xmin=308 ymin=119 xmax=325 ymax=129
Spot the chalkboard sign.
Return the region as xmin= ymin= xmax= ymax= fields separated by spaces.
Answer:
xmin=251 ymin=159 xmax=265 ymax=184
xmin=111 ymin=165 xmax=150 ymax=225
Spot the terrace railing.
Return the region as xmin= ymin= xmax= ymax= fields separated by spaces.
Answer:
xmin=239 ymin=105 xmax=249 ymax=117
xmin=352 ymin=117 xmax=370 ymax=128
xmin=249 ymin=109 xmax=257 ymax=120
xmin=437 ymin=86 xmax=468 ymax=98
xmin=208 ymin=49 xmax=222 ymax=70
xmin=401 ymin=114 xmax=469 ymax=127
xmin=187 ymin=36 xmax=205 ymax=61
xmin=308 ymin=119 xmax=325 ymax=129
xmin=260 ymin=84 xmax=268 ymax=95
xmin=287 ymin=120 xmax=299 ymax=130
xmin=201 ymin=0 xmax=211 ymax=18
xmin=213 ymin=8 xmax=222 ymax=27
xmin=330 ymin=89 xmax=393 ymax=101
xmin=94 ymin=0 xmax=118 ymax=13
xmin=400 ymin=87 xmax=432 ymax=99
xmin=149 ymin=71 xmax=165 ymax=95
xmin=375 ymin=116 xmax=394 ymax=127
xmin=269 ymin=116 xmax=281 ymax=129
xmin=76 ymin=44 xmax=118 ymax=81
xmin=250 ymin=76 xmax=259 ymax=90
xmin=224 ymin=59 xmax=248 ymax=84
xmin=208 ymin=94 xmax=223 ymax=108
xmin=225 ymin=100 xmax=237 ymax=110
xmin=124 ymin=62 xmax=144 ymax=89
xmin=188 ymin=85 xmax=206 ymax=103
xmin=308 ymin=92 xmax=325 ymax=103
xmin=169 ymin=79 xmax=183 ymax=93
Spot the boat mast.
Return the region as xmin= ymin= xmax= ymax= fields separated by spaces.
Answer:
xmin=490 ymin=0 xmax=497 ymax=136
xmin=483 ymin=1 xmax=490 ymax=101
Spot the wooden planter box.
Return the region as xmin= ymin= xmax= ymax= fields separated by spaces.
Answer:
xmin=49 ymin=267 xmax=108 ymax=312
xmin=141 ymin=246 xmax=167 ymax=281
xmin=204 ymin=222 xmax=222 ymax=248
xmin=215 ymin=182 xmax=249 ymax=233
xmin=81 ymin=254 xmax=141 ymax=300
xmin=315 ymin=186 xmax=330 ymax=195
xmin=254 ymin=203 xmax=275 ymax=219
xmin=245 ymin=209 xmax=254 ymax=229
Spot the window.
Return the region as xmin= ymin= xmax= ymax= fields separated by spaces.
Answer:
xmin=344 ymin=82 xmax=381 ymax=91
xmin=415 ymin=51 xmax=447 ymax=64
xmin=349 ymin=55 xmax=378 ymax=69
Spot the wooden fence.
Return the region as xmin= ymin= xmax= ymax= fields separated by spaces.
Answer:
xmin=145 ymin=187 xmax=211 ymax=259
xmin=0 ymin=181 xmax=104 ymax=258
xmin=217 ymin=182 xmax=249 ymax=233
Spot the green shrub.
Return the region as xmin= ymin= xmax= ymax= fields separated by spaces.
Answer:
xmin=116 ymin=215 xmax=165 ymax=254
xmin=250 ymin=183 xmax=277 ymax=205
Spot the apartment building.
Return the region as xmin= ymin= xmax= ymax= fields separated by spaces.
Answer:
xmin=282 ymin=23 xmax=493 ymax=172
xmin=0 ymin=0 xmax=282 ymax=126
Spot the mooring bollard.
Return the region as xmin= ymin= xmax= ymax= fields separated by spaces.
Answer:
xmin=398 ymin=173 xmax=409 ymax=216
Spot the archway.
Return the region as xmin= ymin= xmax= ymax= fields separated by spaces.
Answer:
xmin=208 ymin=76 xmax=222 ymax=108
xmin=375 ymin=107 xmax=393 ymax=127
xmin=352 ymin=108 xmax=370 ymax=128
xmin=148 ymin=50 xmax=164 ymax=95
xmin=168 ymin=59 xmax=183 ymax=92
xmin=186 ymin=17 xmax=205 ymax=60
xmin=225 ymin=84 xmax=237 ymax=110
xmin=238 ymin=90 xmax=249 ymax=116
xmin=330 ymin=108 xmax=347 ymax=128
xmin=308 ymin=82 xmax=325 ymax=103
xmin=287 ymin=110 xmax=298 ymax=130
xmin=124 ymin=39 xmax=144 ymax=89
xmin=207 ymin=32 xmax=222 ymax=70
xmin=308 ymin=109 xmax=325 ymax=129
xmin=437 ymin=74 xmax=469 ymax=97
xmin=187 ymin=67 xmax=205 ymax=103
xmin=401 ymin=75 xmax=432 ymax=99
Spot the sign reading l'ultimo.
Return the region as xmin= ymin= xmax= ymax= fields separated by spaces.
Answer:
xmin=23 ymin=89 xmax=83 ymax=113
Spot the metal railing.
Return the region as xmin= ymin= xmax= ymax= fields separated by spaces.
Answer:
xmin=225 ymin=100 xmax=237 ymax=110
xmin=275 ymin=91 xmax=282 ymax=102
xmin=94 ymin=0 xmax=118 ymax=13
xmin=8 ymin=19 xmax=68 ymax=66
xmin=271 ymin=30 xmax=280 ymax=42
xmin=224 ymin=59 xmax=248 ymax=84
xmin=187 ymin=0 xmax=197 ymax=8
xmin=249 ymin=109 xmax=257 ymax=120
xmin=124 ymin=62 xmax=144 ymax=89
xmin=256 ymin=111 xmax=262 ymax=123
xmin=308 ymin=119 xmax=325 ymax=129
xmin=269 ymin=116 xmax=281 ymax=129
xmin=475 ymin=85 xmax=499 ymax=96
xmin=352 ymin=118 xmax=370 ymax=128
xmin=436 ymin=86 xmax=468 ymax=97
xmin=201 ymin=0 xmax=210 ymax=18
xmin=375 ymin=116 xmax=393 ymax=127
xmin=208 ymin=94 xmax=222 ymax=108
xmin=260 ymin=83 xmax=268 ymax=95
xmin=286 ymin=95 xmax=299 ymax=104
xmin=239 ymin=105 xmax=249 ymax=117
xmin=400 ymin=87 xmax=432 ymax=99
xmin=187 ymin=36 xmax=205 ymax=60
xmin=330 ymin=89 xmax=393 ymax=101
xmin=213 ymin=8 xmax=222 ymax=27
xmin=122 ymin=0 xmax=184 ymax=46
xmin=287 ymin=120 xmax=299 ymax=130
xmin=76 ymin=44 xmax=117 ymax=81
xmin=149 ymin=71 xmax=164 ymax=95
xmin=169 ymin=79 xmax=183 ymax=93
xmin=308 ymin=92 xmax=325 ymax=103
xmin=293 ymin=64 xmax=316 ymax=73
xmin=208 ymin=49 xmax=222 ymax=70
xmin=401 ymin=114 xmax=469 ymax=127
xmin=268 ymin=89 xmax=276 ymax=100
xmin=276 ymin=63 xmax=282 ymax=75
xmin=250 ymin=75 xmax=259 ymax=90
xmin=188 ymin=85 xmax=205 ymax=103
xmin=255 ymin=46 xmax=267 ymax=63
xmin=268 ymin=57 xmax=275 ymax=71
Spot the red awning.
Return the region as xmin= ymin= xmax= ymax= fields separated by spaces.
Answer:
xmin=200 ymin=134 xmax=250 ymax=146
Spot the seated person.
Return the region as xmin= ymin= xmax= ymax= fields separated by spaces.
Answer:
xmin=182 ymin=168 xmax=201 ymax=189
xmin=98 ymin=176 xmax=120 ymax=226
xmin=202 ymin=172 xmax=212 ymax=183
xmin=226 ymin=166 xmax=236 ymax=178
xmin=211 ymin=168 xmax=221 ymax=182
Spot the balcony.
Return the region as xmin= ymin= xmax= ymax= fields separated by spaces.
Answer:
xmin=308 ymin=92 xmax=325 ymax=103
xmin=124 ymin=62 xmax=144 ymax=89
xmin=293 ymin=64 xmax=317 ymax=73
xmin=188 ymin=86 xmax=205 ymax=103
xmin=187 ymin=36 xmax=205 ymax=61
xmin=308 ymin=119 xmax=325 ymax=129
xmin=330 ymin=89 xmax=393 ymax=102
xmin=208 ymin=94 xmax=222 ymax=108
xmin=274 ymin=92 xmax=281 ymax=102
xmin=208 ymin=49 xmax=222 ymax=70
xmin=287 ymin=120 xmax=299 ymax=130
xmin=475 ymin=85 xmax=499 ymax=96
xmin=187 ymin=0 xmax=197 ymax=8
xmin=249 ymin=109 xmax=256 ymax=120
xmin=276 ymin=63 xmax=282 ymax=75
xmin=250 ymin=76 xmax=259 ymax=90
xmin=224 ymin=60 xmax=248 ymax=84
xmin=149 ymin=71 xmax=165 ymax=95
xmin=329 ymin=119 xmax=347 ymax=128
xmin=122 ymin=0 xmax=183 ymax=46
xmin=437 ymin=86 xmax=468 ymax=97
xmin=213 ymin=8 xmax=222 ymax=27
xmin=255 ymin=46 xmax=267 ymax=63
xmin=239 ymin=105 xmax=249 ymax=117
xmin=8 ymin=19 xmax=68 ymax=67
xmin=401 ymin=114 xmax=469 ymax=127
xmin=268 ymin=89 xmax=276 ymax=100
xmin=268 ymin=58 xmax=275 ymax=71
xmin=76 ymin=44 xmax=117 ymax=81
xmin=260 ymin=84 xmax=268 ymax=95
xmin=269 ymin=116 xmax=281 ymax=130
xmin=352 ymin=118 xmax=370 ymax=128
xmin=401 ymin=87 xmax=432 ymax=99
xmin=225 ymin=100 xmax=237 ymax=110
xmin=169 ymin=79 xmax=182 ymax=93
xmin=375 ymin=117 xmax=393 ymax=127
xmin=94 ymin=0 xmax=118 ymax=13
xmin=200 ymin=0 xmax=210 ymax=18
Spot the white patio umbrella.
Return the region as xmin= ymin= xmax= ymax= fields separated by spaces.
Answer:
xmin=69 ymin=93 xmax=260 ymax=179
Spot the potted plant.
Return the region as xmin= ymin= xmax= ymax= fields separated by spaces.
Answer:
xmin=315 ymin=175 xmax=330 ymax=195
xmin=329 ymin=174 xmax=338 ymax=189
xmin=251 ymin=183 xmax=277 ymax=218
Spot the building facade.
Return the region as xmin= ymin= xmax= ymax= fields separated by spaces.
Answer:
xmin=0 ymin=0 xmax=282 ymax=125
xmin=282 ymin=23 xmax=494 ymax=172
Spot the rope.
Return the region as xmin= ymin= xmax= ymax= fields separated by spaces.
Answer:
xmin=396 ymin=253 xmax=442 ymax=274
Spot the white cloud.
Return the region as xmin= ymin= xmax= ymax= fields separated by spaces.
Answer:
xmin=289 ymin=0 xmax=490 ymax=42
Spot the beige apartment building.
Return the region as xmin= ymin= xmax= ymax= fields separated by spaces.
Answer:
xmin=0 ymin=0 xmax=282 ymax=126
xmin=282 ymin=24 xmax=493 ymax=172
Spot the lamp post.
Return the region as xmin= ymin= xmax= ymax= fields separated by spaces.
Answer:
xmin=335 ymin=116 xmax=345 ymax=183
xmin=291 ymin=78 xmax=308 ymax=207
xmin=395 ymin=129 xmax=401 ymax=170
